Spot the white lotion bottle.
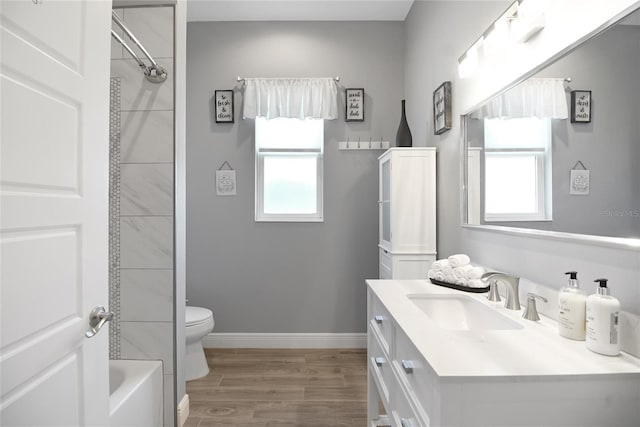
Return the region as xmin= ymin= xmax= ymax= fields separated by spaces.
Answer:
xmin=586 ymin=278 xmax=621 ymax=356
xmin=558 ymin=271 xmax=587 ymax=340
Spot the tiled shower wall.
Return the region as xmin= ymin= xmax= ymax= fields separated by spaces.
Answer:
xmin=110 ymin=7 xmax=175 ymax=426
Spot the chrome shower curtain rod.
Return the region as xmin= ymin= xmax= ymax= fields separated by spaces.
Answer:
xmin=111 ymin=10 xmax=167 ymax=83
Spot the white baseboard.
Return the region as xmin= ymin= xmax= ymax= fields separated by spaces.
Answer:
xmin=202 ymin=332 xmax=367 ymax=349
xmin=177 ymin=393 xmax=189 ymax=427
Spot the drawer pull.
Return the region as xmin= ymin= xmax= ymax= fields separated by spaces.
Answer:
xmin=401 ymin=360 xmax=414 ymax=374
xmin=374 ymin=315 xmax=384 ymax=324
xmin=401 ymin=418 xmax=416 ymax=427
xmin=374 ymin=357 xmax=385 ymax=367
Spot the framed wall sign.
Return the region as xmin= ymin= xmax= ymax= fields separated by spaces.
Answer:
xmin=433 ymin=81 xmax=452 ymax=135
xmin=215 ymin=90 xmax=234 ymax=123
xmin=570 ymin=169 xmax=590 ymax=195
xmin=570 ymin=160 xmax=590 ymax=195
xmin=216 ymin=161 xmax=236 ymax=196
xmin=345 ymin=88 xmax=364 ymax=122
xmin=570 ymin=90 xmax=591 ymax=123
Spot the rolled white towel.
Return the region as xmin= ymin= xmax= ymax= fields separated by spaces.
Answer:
xmin=448 ymin=254 xmax=471 ymax=268
xmin=455 ymin=277 xmax=469 ymax=287
xmin=431 ymin=259 xmax=449 ymax=271
xmin=468 ymin=278 xmax=486 ymax=288
xmin=443 ymin=271 xmax=457 ymax=283
xmin=465 ymin=266 xmax=486 ymax=280
xmin=427 ymin=269 xmax=435 ymax=279
xmin=433 ymin=271 xmax=446 ymax=282
xmin=441 ymin=263 xmax=453 ymax=276
xmin=453 ymin=265 xmax=474 ymax=279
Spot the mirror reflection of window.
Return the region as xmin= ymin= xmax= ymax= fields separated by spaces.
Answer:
xmin=483 ymin=117 xmax=552 ymax=222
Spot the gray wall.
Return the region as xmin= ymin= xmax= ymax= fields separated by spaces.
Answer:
xmin=405 ymin=1 xmax=639 ymax=316
xmin=404 ymin=1 xmax=508 ymax=258
xmin=110 ymin=6 xmax=175 ymax=426
xmin=186 ymin=21 xmax=404 ymax=333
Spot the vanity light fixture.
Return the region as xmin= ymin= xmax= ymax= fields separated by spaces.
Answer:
xmin=457 ymin=0 xmax=546 ymax=78
xmin=483 ymin=16 xmax=511 ymax=57
xmin=457 ymin=38 xmax=482 ymax=78
xmin=511 ymin=0 xmax=547 ymax=42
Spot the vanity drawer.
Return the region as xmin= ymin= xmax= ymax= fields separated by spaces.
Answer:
xmin=393 ymin=326 xmax=435 ymax=422
xmin=368 ymin=329 xmax=394 ymax=409
xmin=391 ymin=378 xmax=429 ymax=427
xmin=370 ymin=294 xmax=393 ymax=354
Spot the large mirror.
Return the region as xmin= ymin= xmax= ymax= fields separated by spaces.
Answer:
xmin=463 ymin=7 xmax=640 ymax=244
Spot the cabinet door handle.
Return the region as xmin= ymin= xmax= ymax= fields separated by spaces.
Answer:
xmin=374 ymin=357 xmax=385 ymax=367
xmin=401 ymin=360 xmax=414 ymax=374
xmin=401 ymin=418 xmax=416 ymax=427
xmin=374 ymin=315 xmax=384 ymax=324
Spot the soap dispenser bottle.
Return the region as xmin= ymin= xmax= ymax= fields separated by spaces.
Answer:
xmin=586 ymin=279 xmax=621 ymax=356
xmin=558 ymin=271 xmax=587 ymax=340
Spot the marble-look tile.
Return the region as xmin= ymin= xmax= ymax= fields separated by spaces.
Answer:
xmin=620 ymin=311 xmax=640 ymax=358
xmin=110 ymin=58 xmax=174 ymax=111
xmin=123 ymin=7 xmax=174 ymax=60
xmin=164 ymin=373 xmax=175 ymax=427
xmin=120 ymin=111 xmax=174 ymax=163
xmin=120 ymin=321 xmax=174 ymax=375
xmin=111 ymin=9 xmax=124 ymax=60
xmin=120 ymin=216 xmax=173 ymax=269
xmin=120 ymin=164 xmax=173 ymax=215
xmin=120 ymin=269 xmax=173 ymax=322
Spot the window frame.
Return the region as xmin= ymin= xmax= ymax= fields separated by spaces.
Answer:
xmin=483 ymin=118 xmax=552 ymax=223
xmin=484 ymin=150 xmax=547 ymax=222
xmin=255 ymin=119 xmax=324 ymax=222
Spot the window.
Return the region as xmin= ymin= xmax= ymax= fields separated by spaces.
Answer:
xmin=483 ymin=117 xmax=552 ymax=222
xmin=255 ymin=117 xmax=324 ymax=222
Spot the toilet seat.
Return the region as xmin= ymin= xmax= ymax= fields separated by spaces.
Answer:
xmin=186 ymin=306 xmax=213 ymax=327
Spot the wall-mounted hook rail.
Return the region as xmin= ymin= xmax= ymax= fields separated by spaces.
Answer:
xmin=339 ymin=137 xmax=390 ymax=151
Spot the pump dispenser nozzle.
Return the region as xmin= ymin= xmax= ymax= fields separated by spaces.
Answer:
xmin=594 ymin=278 xmax=610 ymax=296
xmin=565 ymin=271 xmax=579 ymax=288
xmin=565 ymin=271 xmax=578 ymax=280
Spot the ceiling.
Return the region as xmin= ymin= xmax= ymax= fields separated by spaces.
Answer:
xmin=187 ymin=0 xmax=416 ymax=22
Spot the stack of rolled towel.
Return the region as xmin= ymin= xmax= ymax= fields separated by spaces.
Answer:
xmin=427 ymin=254 xmax=486 ymax=288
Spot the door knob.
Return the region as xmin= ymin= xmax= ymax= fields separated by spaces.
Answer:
xmin=85 ymin=305 xmax=114 ymax=338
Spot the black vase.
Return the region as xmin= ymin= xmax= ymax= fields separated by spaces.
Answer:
xmin=396 ymin=99 xmax=412 ymax=147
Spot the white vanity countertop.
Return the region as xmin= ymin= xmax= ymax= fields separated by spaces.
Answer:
xmin=367 ymin=279 xmax=640 ymax=379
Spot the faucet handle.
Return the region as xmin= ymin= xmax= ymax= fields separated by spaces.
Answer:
xmin=486 ymin=280 xmax=501 ymax=302
xmin=522 ymin=293 xmax=548 ymax=321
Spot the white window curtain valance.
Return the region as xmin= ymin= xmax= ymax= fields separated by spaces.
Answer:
xmin=242 ymin=78 xmax=338 ymax=120
xmin=474 ymin=78 xmax=569 ymax=120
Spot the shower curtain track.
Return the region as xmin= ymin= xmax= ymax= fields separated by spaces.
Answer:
xmin=111 ymin=10 xmax=167 ymax=83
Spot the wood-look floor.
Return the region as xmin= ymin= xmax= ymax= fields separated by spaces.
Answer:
xmin=185 ymin=348 xmax=367 ymax=427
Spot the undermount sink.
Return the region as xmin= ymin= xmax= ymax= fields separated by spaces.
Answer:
xmin=407 ymin=294 xmax=523 ymax=331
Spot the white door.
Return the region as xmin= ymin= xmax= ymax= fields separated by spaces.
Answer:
xmin=1 ymin=1 xmax=112 ymax=425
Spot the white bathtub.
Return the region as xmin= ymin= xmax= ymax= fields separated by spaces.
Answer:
xmin=109 ymin=360 xmax=163 ymax=427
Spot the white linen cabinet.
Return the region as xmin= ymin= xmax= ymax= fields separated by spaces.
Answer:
xmin=378 ymin=148 xmax=436 ymax=279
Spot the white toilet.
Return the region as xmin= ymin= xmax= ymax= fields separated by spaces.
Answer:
xmin=185 ymin=306 xmax=214 ymax=381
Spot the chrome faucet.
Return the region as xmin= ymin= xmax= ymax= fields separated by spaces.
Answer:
xmin=481 ymin=272 xmax=521 ymax=310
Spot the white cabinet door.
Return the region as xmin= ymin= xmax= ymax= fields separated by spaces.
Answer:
xmin=378 ymin=148 xmax=437 ymax=279
xmin=380 ymin=156 xmax=392 ymax=249
xmin=1 ymin=1 xmax=111 ymax=425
